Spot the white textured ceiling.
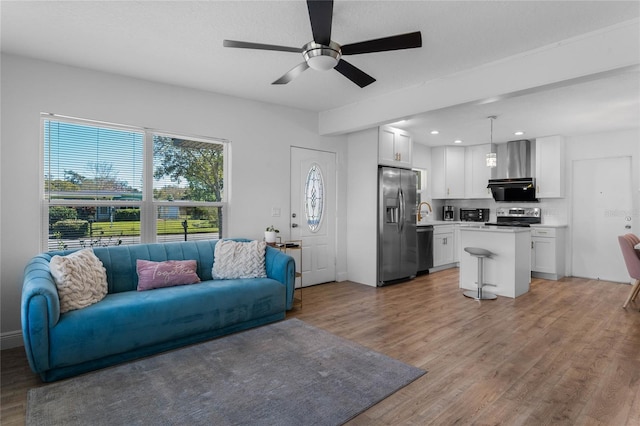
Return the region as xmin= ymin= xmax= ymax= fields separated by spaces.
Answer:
xmin=2 ymin=1 xmax=639 ymax=143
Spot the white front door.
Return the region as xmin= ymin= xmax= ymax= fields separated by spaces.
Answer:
xmin=290 ymin=147 xmax=336 ymax=286
xmin=572 ymin=156 xmax=633 ymax=282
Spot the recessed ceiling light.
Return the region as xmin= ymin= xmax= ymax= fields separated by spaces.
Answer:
xmin=514 ymin=131 xmax=525 ymax=136
xmin=430 ymin=130 xmax=439 ymax=135
xmin=454 ymin=140 xmax=462 ymax=144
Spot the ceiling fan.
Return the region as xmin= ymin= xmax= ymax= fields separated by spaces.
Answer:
xmin=223 ymin=0 xmax=422 ymax=88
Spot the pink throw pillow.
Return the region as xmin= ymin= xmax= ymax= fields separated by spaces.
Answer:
xmin=136 ymin=259 xmax=201 ymax=291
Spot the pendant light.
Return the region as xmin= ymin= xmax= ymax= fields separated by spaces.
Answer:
xmin=486 ymin=116 xmax=497 ymax=168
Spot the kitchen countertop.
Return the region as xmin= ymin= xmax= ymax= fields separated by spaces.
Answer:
xmin=417 ymin=220 xmax=458 ymax=226
xmin=459 ymin=225 xmax=531 ymax=233
xmin=418 ymin=221 xmax=568 ymax=228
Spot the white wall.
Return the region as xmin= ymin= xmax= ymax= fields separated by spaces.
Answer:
xmin=0 ymin=54 xmax=348 ymax=348
xmin=346 ymin=128 xmax=379 ymax=286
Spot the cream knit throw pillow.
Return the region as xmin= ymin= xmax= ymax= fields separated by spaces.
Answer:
xmin=212 ymin=240 xmax=267 ymax=279
xmin=50 ymin=248 xmax=108 ymax=313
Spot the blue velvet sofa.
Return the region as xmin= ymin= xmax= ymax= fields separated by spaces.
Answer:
xmin=21 ymin=239 xmax=296 ymax=382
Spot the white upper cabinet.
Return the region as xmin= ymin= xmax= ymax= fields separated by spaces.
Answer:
xmin=431 ymin=146 xmax=465 ymax=199
xmin=464 ymin=144 xmax=492 ymax=199
xmin=379 ymin=126 xmax=412 ymax=168
xmin=535 ymin=136 xmax=565 ymax=198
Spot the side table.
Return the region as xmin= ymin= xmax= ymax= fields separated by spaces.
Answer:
xmin=276 ymin=240 xmax=302 ymax=308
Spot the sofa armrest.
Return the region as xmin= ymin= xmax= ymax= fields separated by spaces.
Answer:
xmin=21 ymin=254 xmax=61 ymax=374
xmin=265 ymin=246 xmax=296 ymax=310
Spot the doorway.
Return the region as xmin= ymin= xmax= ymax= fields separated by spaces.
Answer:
xmin=290 ymin=147 xmax=337 ymax=286
xmin=572 ymin=156 xmax=633 ymax=282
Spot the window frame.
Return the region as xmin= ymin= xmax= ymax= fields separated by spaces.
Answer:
xmin=41 ymin=114 xmax=229 ymax=251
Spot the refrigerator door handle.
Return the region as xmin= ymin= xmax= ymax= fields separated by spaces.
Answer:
xmin=398 ymin=188 xmax=405 ymax=233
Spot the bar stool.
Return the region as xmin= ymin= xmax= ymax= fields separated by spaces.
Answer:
xmin=463 ymin=247 xmax=497 ymax=300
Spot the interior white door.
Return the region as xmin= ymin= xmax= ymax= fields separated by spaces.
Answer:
xmin=290 ymin=147 xmax=336 ymax=286
xmin=572 ymin=156 xmax=633 ymax=282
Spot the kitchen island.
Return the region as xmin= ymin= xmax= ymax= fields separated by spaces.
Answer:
xmin=459 ymin=225 xmax=531 ymax=298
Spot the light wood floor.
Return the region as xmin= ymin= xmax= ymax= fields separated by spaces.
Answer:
xmin=2 ymin=269 xmax=639 ymax=425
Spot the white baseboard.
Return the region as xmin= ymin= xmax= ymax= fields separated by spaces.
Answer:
xmin=1 ymin=330 xmax=24 ymax=350
xmin=336 ymin=272 xmax=348 ymax=282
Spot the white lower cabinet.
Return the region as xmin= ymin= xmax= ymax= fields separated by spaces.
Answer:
xmin=454 ymin=224 xmax=461 ymax=263
xmin=433 ymin=224 xmax=455 ymax=268
xmin=531 ymin=226 xmax=566 ymax=280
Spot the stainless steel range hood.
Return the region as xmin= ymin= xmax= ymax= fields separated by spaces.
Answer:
xmin=487 ymin=140 xmax=538 ymax=202
xmin=505 ymin=139 xmax=531 ymax=178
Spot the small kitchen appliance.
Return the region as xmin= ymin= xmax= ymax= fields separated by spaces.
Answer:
xmin=485 ymin=207 xmax=541 ymax=227
xmin=443 ymin=205 xmax=455 ymax=221
xmin=460 ymin=208 xmax=490 ymax=222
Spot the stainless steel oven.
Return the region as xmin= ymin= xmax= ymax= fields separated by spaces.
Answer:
xmin=484 ymin=207 xmax=541 ymax=227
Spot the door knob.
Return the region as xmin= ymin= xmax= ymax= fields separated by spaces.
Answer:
xmin=292 ymin=223 xmax=298 ymax=228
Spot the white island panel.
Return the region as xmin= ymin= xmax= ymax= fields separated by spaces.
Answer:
xmin=459 ymin=227 xmax=531 ymax=298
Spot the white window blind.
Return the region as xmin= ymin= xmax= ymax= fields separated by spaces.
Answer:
xmin=42 ymin=116 xmax=227 ymax=251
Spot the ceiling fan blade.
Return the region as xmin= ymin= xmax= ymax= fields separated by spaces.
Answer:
xmin=272 ymin=62 xmax=310 ymax=85
xmin=306 ymin=0 xmax=333 ymax=46
xmin=341 ymin=31 xmax=422 ymax=55
xmin=334 ymin=59 xmax=376 ymax=88
xmin=223 ymin=39 xmax=302 ymax=53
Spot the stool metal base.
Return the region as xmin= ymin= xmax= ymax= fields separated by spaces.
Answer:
xmin=463 ymin=290 xmax=497 ymax=300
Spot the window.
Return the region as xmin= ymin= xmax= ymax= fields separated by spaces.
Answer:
xmin=304 ymin=163 xmax=324 ymax=232
xmin=43 ymin=115 xmax=227 ymax=251
xmin=152 ymin=134 xmax=225 ymax=243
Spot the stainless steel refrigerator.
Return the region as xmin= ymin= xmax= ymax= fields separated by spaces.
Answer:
xmin=378 ymin=166 xmax=417 ymax=286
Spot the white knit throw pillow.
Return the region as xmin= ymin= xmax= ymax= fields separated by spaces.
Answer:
xmin=212 ymin=240 xmax=267 ymax=279
xmin=50 ymin=248 xmax=108 ymax=313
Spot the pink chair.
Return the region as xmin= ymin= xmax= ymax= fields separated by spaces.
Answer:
xmin=618 ymin=233 xmax=640 ymax=309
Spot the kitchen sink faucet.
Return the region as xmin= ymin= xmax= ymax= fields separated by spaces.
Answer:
xmin=418 ymin=201 xmax=432 ymax=221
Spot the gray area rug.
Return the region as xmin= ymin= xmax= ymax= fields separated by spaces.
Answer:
xmin=27 ymin=318 xmax=426 ymax=425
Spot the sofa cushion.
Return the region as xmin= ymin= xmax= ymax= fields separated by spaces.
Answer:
xmin=212 ymin=240 xmax=267 ymax=279
xmin=136 ymin=259 xmax=201 ymax=291
xmin=49 ymin=248 xmax=108 ymax=313
xmin=48 ymin=278 xmax=286 ymax=368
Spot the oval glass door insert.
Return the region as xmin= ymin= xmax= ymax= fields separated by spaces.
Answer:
xmin=304 ymin=163 xmax=324 ymax=232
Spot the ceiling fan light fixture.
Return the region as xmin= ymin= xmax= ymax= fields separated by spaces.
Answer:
xmin=303 ymin=41 xmax=341 ymax=71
